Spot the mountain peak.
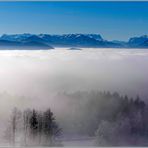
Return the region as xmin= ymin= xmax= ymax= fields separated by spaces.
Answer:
xmin=128 ymin=35 xmax=148 ymax=47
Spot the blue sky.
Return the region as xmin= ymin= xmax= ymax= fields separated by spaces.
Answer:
xmin=0 ymin=2 xmax=148 ymax=41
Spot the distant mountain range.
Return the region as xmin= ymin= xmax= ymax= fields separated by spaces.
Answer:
xmin=0 ymin=33 xmax=148 ymax=49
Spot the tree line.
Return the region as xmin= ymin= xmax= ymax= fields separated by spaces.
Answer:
xmin=54 ymin=91 xmax=148 ymax=146
xmin=3 ymin=91 xmax=148 ymax=146
xmin=95 ymin=94 xmax=148 ymax=146
xmin=4 ymin=108 xmax=62 ymax=146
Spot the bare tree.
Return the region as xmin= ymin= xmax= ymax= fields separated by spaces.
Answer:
xmin=23 ymin=109 xmax=32 ymax=146
xmin=10 ymin=107 xmax=21 ymax=146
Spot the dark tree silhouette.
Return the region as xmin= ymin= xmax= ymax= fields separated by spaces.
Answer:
xmin=42 ymin=108 xmax=62 ymax=146
xmin=29 ymin=109 xmax=39 ymax=143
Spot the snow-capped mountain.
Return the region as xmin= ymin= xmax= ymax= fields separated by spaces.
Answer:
xmin=0 ymin=33 xmax=121 ymax=48
xmin=1 ymin=33 xmax=32 ymax=42
xmin=38 ymin=33 xmax=104 ymax=46
xmin=0 ymin=34 xmax=53 ymax=50
xmin=128 ymin=35 xmax=148 ymax=47
xmin=0 ymin=34 xmax=148 ymax=49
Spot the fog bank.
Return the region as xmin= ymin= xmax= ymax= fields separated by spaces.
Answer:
xmin=0 ymin=48 xmax=148 ymax=98
xmin=0 ymin=48 xmax=147 ymax=145
xmin=0 ymin=48 xmax=148 ymax=115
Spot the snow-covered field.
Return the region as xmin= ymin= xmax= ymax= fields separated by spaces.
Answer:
xmin=62 ymin=137 xmax=95 ymax=146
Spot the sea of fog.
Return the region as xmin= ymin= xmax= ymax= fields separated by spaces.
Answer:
xmin=0 ymin=48 xmax=148 ymax=120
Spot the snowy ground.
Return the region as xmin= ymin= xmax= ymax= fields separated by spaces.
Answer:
xmin=0 ymin=137 xmax=95 ymax=147
xmin=62 ymin=137 xmax=95 ymax=146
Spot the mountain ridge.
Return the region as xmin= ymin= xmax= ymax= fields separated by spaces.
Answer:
xmin=0 ymin=34 xmax=148 ymax=49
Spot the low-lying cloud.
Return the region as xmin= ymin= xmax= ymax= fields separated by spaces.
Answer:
xmin=0 ymin=48 xmax=148 ymax=119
